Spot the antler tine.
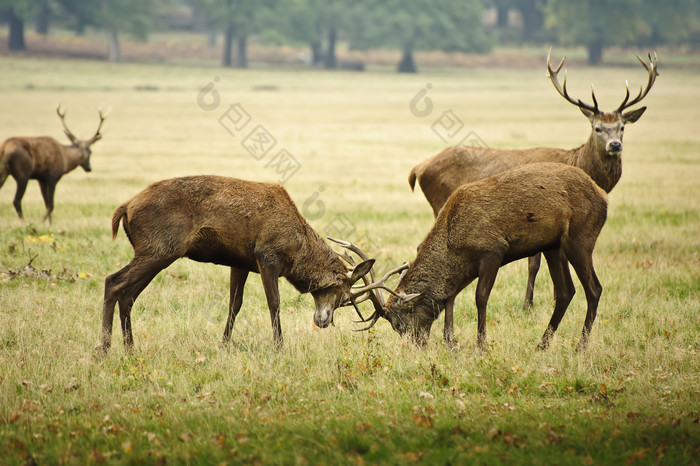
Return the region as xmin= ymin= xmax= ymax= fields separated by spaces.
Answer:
xmin=546 ymin=48 xmax=599 ymax=114
xmin=348 ymin=262 xmax=409 ymax=300
xmin=89 ymin=106 xmax=110 ymax=144
xmin=56 ymin=104 xmax=78 ymax=143
xmin=328 ymin=236 xmax=385 ymax=307
xmin=353 ymin=313 xmax=381 ymax=332
xmin=617 ymin=52 xmax=659 ymax=113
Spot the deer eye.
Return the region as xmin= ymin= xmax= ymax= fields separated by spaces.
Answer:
xmin=620 ymin=126 xmax=625 ymax=132
xmin=595 ymin=127 xmax=602 ymax=133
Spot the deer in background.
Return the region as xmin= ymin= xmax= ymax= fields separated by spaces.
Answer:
xmin=0 ymin=105 xmax=108 ymax=223
xmin=99 ymin=175 xmax=375 ymax=352
xmin=359 ymin=163 xmax=608 ymax=351
xmin=408 ymin=50 xmax=657 ymax=312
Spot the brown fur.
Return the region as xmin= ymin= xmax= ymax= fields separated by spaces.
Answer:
xmin=410 ymin=103 xmax=646 ymax=311
xmin=99 ymin=175 xmax=374 ymax=352
xmin=385 ymin=163 xmax=608 ymax=351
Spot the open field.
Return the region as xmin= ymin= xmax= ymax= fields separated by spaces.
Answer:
xmin=1 ymin=54 xmax=699 ymax=464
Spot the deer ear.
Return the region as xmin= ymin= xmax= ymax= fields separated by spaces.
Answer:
xmin=349 ymin=259 xmax=375 ymax=283
xmin=579 ymin=106 xmax=596 ymax=122
xmin=621 ymin=106 xmax=646 ymax=124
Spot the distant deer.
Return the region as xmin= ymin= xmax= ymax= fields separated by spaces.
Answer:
xmin=98 ymin=175 xmax=375 ymax=352
xmin=357 ymin=163 xmax=608 ymax=351
xmin=0 ymin=105 xmax=108 ymax=223
xmin=409 ymin=51 xmax=657 ymax=310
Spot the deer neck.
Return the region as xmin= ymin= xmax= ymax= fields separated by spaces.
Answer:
xmin=287 ymin=229 xmax=346 ymax=293
xmin=61 ymin=144 xmax=85 ymax=173
xmin=400 ymin=236 xmax=458 ymax=304
xmin=567 ymin=136 xmax=621 ymax=194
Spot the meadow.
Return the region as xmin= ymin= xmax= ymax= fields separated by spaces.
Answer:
xmin=0 ymin=53 xmax=699 ymax=464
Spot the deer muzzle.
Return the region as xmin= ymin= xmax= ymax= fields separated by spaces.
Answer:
xmin=313 ymin=306 xmax=334 ymax=328
xmin=606 ymin=140 xmax=622 ymax=155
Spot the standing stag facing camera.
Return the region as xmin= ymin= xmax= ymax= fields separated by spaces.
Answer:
xmin=409 ymin=50 xmax=658 ymax=311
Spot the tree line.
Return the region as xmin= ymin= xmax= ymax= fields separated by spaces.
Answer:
xmin=1 ymin=0 xmax=699 ymax=71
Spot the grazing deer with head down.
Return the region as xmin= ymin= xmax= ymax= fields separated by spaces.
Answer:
xmin=0 ymin=105 xmax=108 ymax=223
xmin=99 ymin=175 xmax=375 ymax=352
xmin=356 ymin=163 xmax=608 ymax=351
xmin=408 ymin=51 xmax=657 ymax=312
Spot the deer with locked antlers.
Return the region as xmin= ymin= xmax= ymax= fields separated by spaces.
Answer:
xmin=408 ymin=50 xmax=657 ymax=312
xmin=99 ymin=175 xmax=375 ymax=352
xmin=0 ymin=105 xmax=108 ymax=223
xmin=352 ymin=163 xmax=608 ymax=351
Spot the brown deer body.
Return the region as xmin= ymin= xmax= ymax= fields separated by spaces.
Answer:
xmin=99 ymin=175 xmax=374 ymax=352
xmin=0 ymin=106 xmax=107 ymax=223
xmin=362 ymin=163 xmax=608 ymax=351
xmin=409 ymin=51 xmax=657 ymax=311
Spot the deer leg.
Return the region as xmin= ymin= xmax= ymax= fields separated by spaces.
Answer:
xmin=257 ymin=257 xmax=284 ymax=348
xmin=223 ymin=267 xmax=249 ymax=344
xmin=443 ymin=295 xmax=458 ymax=348
xmin=565 ymin=247 xmax=602 ymax=352
xmin=474 ymin=257 xmax=501 ymax=350
xmin=11 ymin=176 xmax=28 ymax=219
xmin=522 ymin=253 xmax=542 ymax=310
xmin=99 ymin=256 xmax=175 ymax=352
xmin=38 ymin=179 xmax=57 ymax=224
xmin=537 ymin=249 xmax=576 ymax=350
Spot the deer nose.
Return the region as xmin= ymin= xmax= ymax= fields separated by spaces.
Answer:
xmin=608 ymin=141 xmax=622 ymax=153
xmin=313 ymin=308 xmax=333 ymax=328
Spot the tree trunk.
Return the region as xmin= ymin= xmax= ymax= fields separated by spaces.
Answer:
xmin=397 ymin=47 xmax=417 ymax=73
xmin=587 ymin=39 xmax=603 ymax=65
xmin=207 ymin=30 xmax=217 ymax=48
xmin=311 ymin=41 xmax=323 ymax=66
xmin=235 ymin=36 xmax=247 ymax=68
xmin=8 ymin=9 xmax=26 ymax=51
xmin=518 ymin=0 xmax=544 ymax=42
xmin=35 ymin=1 xmax=50 ymax=35
xmin=324 ymin=27 xmax=337 ymax=69
xmin=222 ymin=23 xmax=234 ymax=67
xmin=107 ymin=28 xmax=122 ymax=62
xmin=496 ymin=5 xmax=509 ymax=28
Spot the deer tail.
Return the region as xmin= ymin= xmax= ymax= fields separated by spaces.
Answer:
xmin=408 ymin=166 xmax=418 ymax=192
xmin=111 ymin=203 xmax=129 ymax=240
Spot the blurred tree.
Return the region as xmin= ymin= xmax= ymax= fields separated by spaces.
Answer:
xmin=196 ymin=0 xmax=277 ymax=68
xmin=637 ymin=0 xmax=697 ymax=47
xmin=0 ymin=0 xmax=45 ymax=50
xmin=56 ymin=0 xmax=152 ymax=62
xmin=351 ymin=0 xmax=491 ymax=73
xmin=260 ymin=0 xmax=353 ymax=68
xmin=545 ymin=0 xmax=698 ymax=64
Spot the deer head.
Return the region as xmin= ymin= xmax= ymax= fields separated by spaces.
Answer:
xmin=546 ymin=49 xmax=658 ymax=157
xmin=56 ymin=105 xmax=109 ymax=172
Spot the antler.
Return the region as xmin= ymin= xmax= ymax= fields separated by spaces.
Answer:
xmin=616 ymin=52 xmax=659 ymax=113
xmin=328 ymin=237 xmax=409 ymax=330
xmin=546 ymin=48 xmax=600 ymax=115
xmin=88 ymin=106 xmax=110 ymax=145
xmin=56 ymin=104 xmax=78 ymax=143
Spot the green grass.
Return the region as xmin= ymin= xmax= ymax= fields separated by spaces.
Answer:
xmin=1 ymin=55 xmax=699 ymax=464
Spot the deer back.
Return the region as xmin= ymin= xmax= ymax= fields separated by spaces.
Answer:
xmin=441 ymin=163 xmax=607 ymax=261
xmin=411 ymin=145 xmax=570 ymax=215
xmin=114 ymin=175 xmax=347 ymax=292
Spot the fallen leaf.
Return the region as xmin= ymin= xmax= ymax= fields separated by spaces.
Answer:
xmin=411 ymin=413 xmax=433 ymax=428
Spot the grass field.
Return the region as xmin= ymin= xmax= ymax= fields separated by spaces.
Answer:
xmin=1 ymin=53 xmax=699 ymax=464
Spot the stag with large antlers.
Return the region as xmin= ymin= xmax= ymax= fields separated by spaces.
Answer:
xmin=98 ymin=175 xmax=375 ymax=352
xmin=408 ymin=51 xmax=657 ymax=311
xmin=0 ymin=105 xmax=108 ymax=222
xmin=360 ymin=163 xmax=608 ymax=351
